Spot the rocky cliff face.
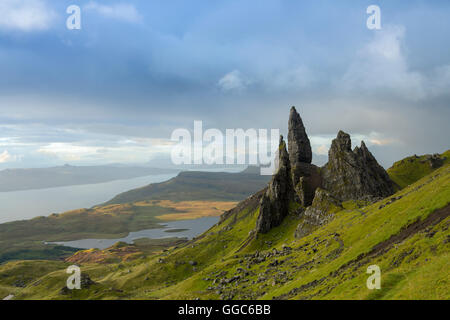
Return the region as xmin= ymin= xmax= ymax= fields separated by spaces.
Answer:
xmin=256 ymin=108 xmax=322 ymax=234
xmin=256 ymin=136 xmax=293 ymax=234
xmin=255 ymin=108 xmax=394 ymax=235
xmin=295 ymin=188 xmax=343 ymax=239
xmin=427 ymin=154 xmax=445 ymax=169
xmin=288 ymin=106 xmax=312 ymax=165
xmin=321 ymin=131 xmax=394 ymax=201
xmin=288 ymin=107 xmax=321 ymax=207
xmin=292 ymin=163 xmax=322 ymax=207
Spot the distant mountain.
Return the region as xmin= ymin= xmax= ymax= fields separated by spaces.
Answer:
xmin=0 ymin=165 xmax=179 ymax=192
xmin=104 ymin=166 xmax=270 ymax=204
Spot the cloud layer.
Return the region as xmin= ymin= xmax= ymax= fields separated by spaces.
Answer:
xmin=0 ymin=1 xmax=449 ymax=169
xmin=0 ymin=0 xmax=55 ymax=31
xmin=341 ymin=25 xmax=450 ymax=101
xmin=0 ymin=150 xmax=14 ymax=163
xmin=84 ymin=2 xmax=142 ymax=23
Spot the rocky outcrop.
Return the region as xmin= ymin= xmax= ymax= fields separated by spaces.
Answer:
xmin=59 ymin=273 xmax=96 ymax=295
xmin=321 ymin=131 xmax=394 ymax=201
xmin=292 ymin=163 xmax=322 ymax=207
xmin=288 ymin=106 xmax=312 ymax=165
xmin=295 ymin=188 xmax=343 ymax=239
xmin=255 ymin=108 xmax=394 ymax=235
xmin=256 ymin=108 xmax=320 ymax=234
xmin=288 ymin=107 xmax=321 ymax=207
xmin=427 ymin=154 xmax=445 ymax=169
xmin=256 ymin=136 xmax=293 ymax=234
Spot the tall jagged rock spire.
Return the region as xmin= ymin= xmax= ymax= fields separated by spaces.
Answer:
xmin=288 ymin=106 xmax=321 ymax=207
xmin=288 ymin=106 xmax=312 ymax=165
xmin=256 ymin=135 xmax=293 ymax=234
xmin=256 ymin=108 xmax=321 ymax=234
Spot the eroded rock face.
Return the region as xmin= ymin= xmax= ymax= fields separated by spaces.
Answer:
xmin=321 ymin=131 xmax=394 ymax=201
xmin=288 ymin=107 xmax=320 ymax=206
xmin=427 ymin=154 xmax=445 ymax=169
xmin=295 ymin=188 xmax=343 ymax=239
xmin=255 ymin=109 xmax=394 ymax=236
xmin=288 ymin=106 xmax=312 ymax=165
xmin=256 ymin=136 xmax=293 ymax=234
xmin=256 ymin=107 xmax=319 ymax=234
xmin=292 ymin=163 xmax=322 ymax=207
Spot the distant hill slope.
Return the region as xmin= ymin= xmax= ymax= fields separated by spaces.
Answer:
xmin=387 ymin=150 xmax=450 ymax=190
xmin=104 ymin=166 xmax=270 ymax=204
xmin=0 ymin=165 xmax=178 ymax=192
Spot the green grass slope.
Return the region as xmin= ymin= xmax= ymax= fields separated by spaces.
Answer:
xmin=387 ymin=150 xmax=449 ymax=190
xmin=3 ymin=163 xmax=449 ymax=300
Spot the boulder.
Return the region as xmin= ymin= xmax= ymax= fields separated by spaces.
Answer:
xmin=428 ymin=154 xmax=444 ymax=169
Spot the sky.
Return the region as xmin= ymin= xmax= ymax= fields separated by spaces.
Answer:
xmin=0 ymin=0 xmax=449 ymax=169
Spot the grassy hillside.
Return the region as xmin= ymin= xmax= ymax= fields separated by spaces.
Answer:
xmin=65 ymin=238 xmax=189 ymax=265
xmin=0 ymin=200 xmax=235 ymax=264
xmin=387 ymin=150 xmax=449 ymax=190
xmin=105 ymin=167 xmax=270 ymax=204
xmin=3 ymin=162 xmax=448 ymax=300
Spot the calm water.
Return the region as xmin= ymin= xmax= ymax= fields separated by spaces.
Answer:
xmin=0 ymin=173 xmax=177 ymax=223
xmin=49 ymin=217 xmax=219 ymax=249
